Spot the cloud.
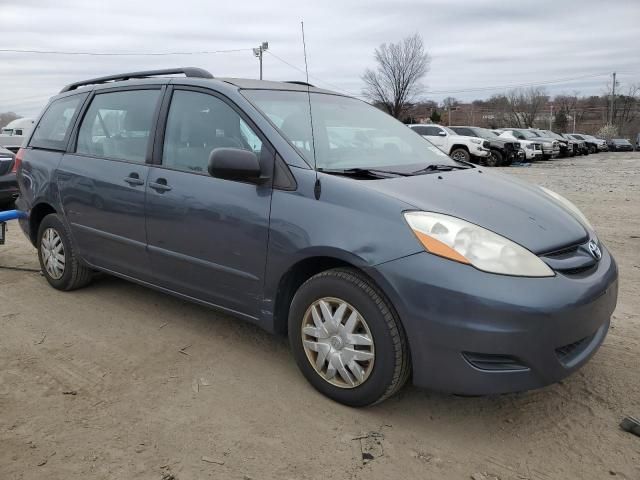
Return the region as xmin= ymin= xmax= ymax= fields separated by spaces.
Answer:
xmin=0 ymin=0 xmax=638 ymax=116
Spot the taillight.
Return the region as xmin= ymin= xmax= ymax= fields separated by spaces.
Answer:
xmin=11 ymin=147 xmax=24 ymax=173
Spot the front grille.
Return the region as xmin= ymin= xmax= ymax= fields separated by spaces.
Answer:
xmin=513 ymin=142 xmax=521 ymax=149
xmin=540 ymin=240 xmax=599 ymax=276
xmin=463 ymin=352 xmax=529 ymax=371
xmin=555 ymin=334 xmax=594 ymax=365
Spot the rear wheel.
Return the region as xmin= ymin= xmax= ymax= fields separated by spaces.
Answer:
xmin=37 ymin=214 xmax=92 ymax=291
xmin=450 ymin=148 xmax=470 ymax=163
xmin=288 ymin=268 xmax=410 ymax=407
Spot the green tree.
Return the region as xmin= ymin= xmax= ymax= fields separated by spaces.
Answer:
xmin=429 ymin=110 xmax=441 ymax=123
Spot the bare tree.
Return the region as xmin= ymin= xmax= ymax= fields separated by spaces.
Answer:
xmin=362 ymin=34 xmax=430 ymax=118
xmin=505 ymin=87 xmax=547 ymax=127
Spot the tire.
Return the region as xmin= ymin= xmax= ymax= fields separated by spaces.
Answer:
xmin=589 ymin=145 xmax=596 ymax=154
xmin=485 ymin=150 xmax=503 ymax=167
xmin=450 ymin=148 xmax=470 ymax=163
xmin=37 ymin=213 xmax=93 ymax=291
xmin=288 ymin=268 xmax=410 ymax=407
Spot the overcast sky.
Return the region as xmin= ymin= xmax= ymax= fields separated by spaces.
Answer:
xmin=1 ymin=0 xmax=639 ymax=117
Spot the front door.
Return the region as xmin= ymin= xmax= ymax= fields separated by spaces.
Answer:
xmin=58 ymin=88 xmax=162 ymax=280
xmin=145 ymin=88 xmax=273 ymax=319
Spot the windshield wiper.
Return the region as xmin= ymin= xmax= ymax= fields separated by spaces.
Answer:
xmin=318 ymin=167 xmax=411 ymax=178
xmin=412 ymin=164 xmax=472 ymax=174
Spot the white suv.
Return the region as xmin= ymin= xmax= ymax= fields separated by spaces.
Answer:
xmin=408 ymin=124 xmax=491 ymax=163
xmin=498 ymin=129 xmax=559 ymax=160
xmin=492 ymin=130 xmax=543 ymax=161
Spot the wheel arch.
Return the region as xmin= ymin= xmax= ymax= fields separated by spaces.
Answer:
xmin=272 ymin=253 xmax=389 ymax=336
xmin=28 ymin=202 xmax=57 ymax=245
xmin=450 ymin=144 xmax=470 ymax=153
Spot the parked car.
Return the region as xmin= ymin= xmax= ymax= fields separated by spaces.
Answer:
xmin=498 ymin=129 xmax=560 ymax=160
xmin=16 ymin=68 xmax=618 ymax=406
xmin=450 ymin=126 xmax=523 ymax=166
xmin=407 ymin=124 xmax=491 ymax=163
xmin=560 ymin=134 xmax=589 ymax=155
xmin=636 ymin=133 xmax=640 ymax=151
xmin=492 ymin=129 xmax=543 ymax=161
xmin=0 ymin=145 xmax=18 ymax=209
xmin=567 ymin=134 xmax=605 ymax=154
xmin=528 ymin=129 xmax=575 ymax=157
xmin=607 ymin=138 xmax=634 ymax=152
xmin=0 ymin=117 xmax=35 ymax=154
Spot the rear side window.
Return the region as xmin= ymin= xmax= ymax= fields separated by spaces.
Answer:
xmin=30 ymin=95 xmax=84 ymax=150
xmin=423 ymin=126 xmax=443 ymax=136
xmin=410 ymin=126 xmax=428 ymax=135
xmin=76 ymin=89 xmax=160 ymax=163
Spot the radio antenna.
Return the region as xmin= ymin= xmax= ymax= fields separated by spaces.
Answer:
xmin=301 ymin=21 xmax=320 ymax=199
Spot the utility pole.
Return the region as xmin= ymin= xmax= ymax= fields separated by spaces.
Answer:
xmin=253 ymin=41 xmax=269 ymax=80
xmin=609 ymin=71 xmax=616 ymax=124
xmin=573 ymin=110 xmax=576 ymax=133
xmin=549 ymin=104 xmax=553 ymax=130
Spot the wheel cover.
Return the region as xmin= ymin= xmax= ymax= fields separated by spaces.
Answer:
xmin=451 ymin=150 xmax=467 ymax=161
xmin=40 ymin=228 xmax=65 ymax=280
xmin=488 ymin=152 xmax=499 ymax=166
xmin=301 ymin=297 xmax=375 ymax=389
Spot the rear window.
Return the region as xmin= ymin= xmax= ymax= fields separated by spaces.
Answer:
xmin=30 ymin=95 xmax=85 ymax=150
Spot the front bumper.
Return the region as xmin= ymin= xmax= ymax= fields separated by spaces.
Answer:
xmin=371 ymin=246 xmax=618 ymax=395
xmin=523 ymin=148 xmax=543 ymax=160
xmin=471 ymin=144 xmax=490 ymax=157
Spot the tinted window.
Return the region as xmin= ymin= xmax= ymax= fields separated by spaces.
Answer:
xmin=30 ymin=95 xmax=84 ymax=150
xmin=452 ymin=127 xmax=475 ymax=137
xmin=162 ymin=90 xmax=262 ymax=173
xmin=423 ymin=126 xmax=444 ymax=136
xmin=76 ymin=90 xmax=160 ymax=163
xmin=410 ymin=126 xmax=429 ymax=135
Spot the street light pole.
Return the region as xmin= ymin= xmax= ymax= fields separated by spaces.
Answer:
xmin=253 ymin=42 xmax=269 ymax=80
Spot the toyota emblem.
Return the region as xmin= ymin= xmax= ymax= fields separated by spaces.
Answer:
xmin=588 ymin=240 xmax=602 ymax=260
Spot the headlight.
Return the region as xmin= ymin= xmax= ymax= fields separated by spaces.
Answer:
xmin=539 ymin=187 xmax=594 ymax=231
xmin=403 ymin=211 xmax=554 ymax=277
xmin=470 ymin=138 xmax=481 ymax=144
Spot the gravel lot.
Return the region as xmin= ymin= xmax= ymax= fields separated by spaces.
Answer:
xmin=1 ymin=152 xmax=639 ymax=480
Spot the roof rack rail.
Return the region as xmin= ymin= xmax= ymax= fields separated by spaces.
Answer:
xmin=60 ymin=67 xmax=214 ymax=93
xmin=284 ymin=80 xmax=315 ymax=87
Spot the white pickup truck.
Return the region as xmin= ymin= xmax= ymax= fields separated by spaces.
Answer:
xmin=408 ymin=124 xmax=491 ymax=163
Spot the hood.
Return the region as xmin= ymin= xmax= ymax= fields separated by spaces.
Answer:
xmin=362 ymin=169 xmax=588 ymax=254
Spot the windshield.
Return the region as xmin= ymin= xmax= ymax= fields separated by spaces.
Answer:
xmin=514 ymin=130 xmax=539 ymax=139
xmin=540 ymin=130 xmax=562 ymax=139
xmin=242 ymin=90 xmax=456 ymax=171
xmin=476 ymin=128 xmax=499 ymax=138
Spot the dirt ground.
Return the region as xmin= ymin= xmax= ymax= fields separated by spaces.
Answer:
xmin=1 ymin=152 xmax=639 ymax=480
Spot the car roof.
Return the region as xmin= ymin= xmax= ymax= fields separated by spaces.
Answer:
xmin=58 ymin=67 xmax=341 ymax=96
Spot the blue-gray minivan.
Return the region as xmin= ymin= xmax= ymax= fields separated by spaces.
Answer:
xmin=16 ymin=68 xmax=618 ymax=406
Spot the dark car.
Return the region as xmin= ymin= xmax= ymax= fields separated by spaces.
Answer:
xmin=0 ymin=145 xmax=18 ymax=209
xmin=607 ymin=138 xmax=634 ymax=152
xmin=560 ymin=134 xmax=589 ymax=155
xmin=450 ymin=126 xmax=523 ymax=166
xmin=16 ymin=68 xmax=618 ymax=406
xmin=567 ymin=134 xmax=605 ymax=154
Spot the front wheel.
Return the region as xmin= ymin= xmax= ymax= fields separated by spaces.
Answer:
xmin=288 ymin=268 xmax=410 ymax=407
xmin=485 ymin=150 xmax=503 ymax=167
xmin=450 ymin=148 xmax=470 ymax=163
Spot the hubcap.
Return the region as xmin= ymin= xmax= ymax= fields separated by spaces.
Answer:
xmin=40 ymin=228 xmax=65 ymax=280
xmin=452 ymin=151 xmax=466 ymax=161
xmin=301 ymin=297 xmax=375 ymax=389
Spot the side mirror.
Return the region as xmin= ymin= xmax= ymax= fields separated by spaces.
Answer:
xmin=208 ymin=148 xmax=264 ymax=182
xmin=438 ymin=131 xmax=447 ymax=136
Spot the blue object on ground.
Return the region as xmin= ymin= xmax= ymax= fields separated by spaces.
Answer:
xmin=0 ymin=210 xmax=27 ymax=222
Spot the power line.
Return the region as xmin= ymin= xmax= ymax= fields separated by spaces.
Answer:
xmin=0 ymin=48 xmax=253 ymax=56
xmin=427 ymin=73 xmax=611 ymax=95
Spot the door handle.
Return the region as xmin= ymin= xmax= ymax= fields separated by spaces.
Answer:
xmin=124 ymin=173 xmax=144 ymax=186
xmin=149 ymin=179 xmax=172 ymax=192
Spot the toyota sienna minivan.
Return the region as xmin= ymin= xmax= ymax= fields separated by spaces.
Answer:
xmin=16 ymin=68 xmax=618 ymax=406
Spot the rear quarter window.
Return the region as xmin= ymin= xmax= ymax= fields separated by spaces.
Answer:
xmin=30 ymin=94 xmax=86 ymax=150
